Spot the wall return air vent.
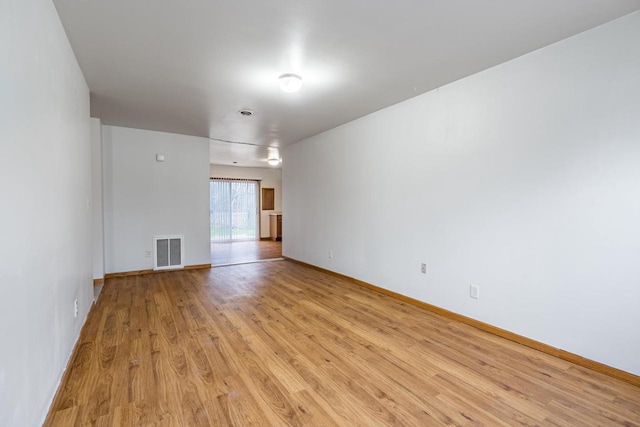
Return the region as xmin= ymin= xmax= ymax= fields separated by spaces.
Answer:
xmin=153 ymin=235 xmax=184 ymax=270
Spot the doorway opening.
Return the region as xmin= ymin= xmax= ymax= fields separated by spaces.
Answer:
xmin=210 ymin=178 xmax=282 ymax=266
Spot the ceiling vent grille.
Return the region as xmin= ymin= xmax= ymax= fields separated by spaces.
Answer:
xmin=153 ymin=235 xmax=184 ymax=270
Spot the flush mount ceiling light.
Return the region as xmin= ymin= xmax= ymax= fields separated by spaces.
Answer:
xmin=267 ymin=147 xmax=281 ymax=166
xmin=278 ymin=73 xmax=303 ymax=93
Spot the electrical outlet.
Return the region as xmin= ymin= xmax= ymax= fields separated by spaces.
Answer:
xmin=421 ymin=263 xmax=427 ymax=274
xmin=328 ymin=250 xmax=333 ymax=259
xmin=145 ymin=250 xmax=152 ymax=258
xmin=74 ymin=299 xmax=79 ymax=317
xmin=470 ymin=284 xmax=480 ymax=299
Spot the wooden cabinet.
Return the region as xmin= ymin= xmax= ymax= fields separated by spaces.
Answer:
xmin=269 ymin=213 xmax=282 ymax=241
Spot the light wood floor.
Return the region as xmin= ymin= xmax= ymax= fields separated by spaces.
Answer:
xmin=46 ymin=261 xmax=640 ymax=426
xmin=211 ymin=240 xmax=282 ymax=266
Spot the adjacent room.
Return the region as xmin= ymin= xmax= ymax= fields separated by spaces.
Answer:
xmin=2 ymin=1 xmax=640 ymax=426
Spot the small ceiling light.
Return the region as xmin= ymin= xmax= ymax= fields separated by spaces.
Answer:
xmin=238 ymin=109 xmax=253 ymax=116
xmin=267 ymin=147 xmax=281 ymax=166
xmin=278 ymin=73 xmax=303 ymax=93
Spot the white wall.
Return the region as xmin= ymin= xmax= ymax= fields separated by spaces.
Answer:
xmin=103 ymin=126 xmax=211 ymax=273
xmin=0 ymin=0 xmax=93 ymax=425
xmin=91 ymin=118 xmax=104 ymax=280
xmin=284 ymin=12 xmax=640 ymax=375
xmin=209 ymin=165 xmax=282 ymax=238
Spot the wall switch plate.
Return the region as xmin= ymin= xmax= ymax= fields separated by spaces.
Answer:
xmin=74 ymin=299 xmax=79 ymax=317
xmin=328 ymin=250 xmax=333 ymax=259
xmin=421 ymin=263 xmax=427 ymax=274
xmin=145 ymin=250 xmax=152 ymax=258
xmin=470 ymin=284 xmax=480 ymax=299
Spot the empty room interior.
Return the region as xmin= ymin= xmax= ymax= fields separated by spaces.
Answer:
xmin=3 ymin=1 xmax=640 ymax=426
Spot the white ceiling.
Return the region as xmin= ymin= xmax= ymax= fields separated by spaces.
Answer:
xmin=53 ymin=0 xmax=640 ymax=168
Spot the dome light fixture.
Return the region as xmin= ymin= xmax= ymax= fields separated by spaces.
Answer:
xmin=278 ymin=73 xmax=303 ymax=93
xmin=267 ymin=147 xmax=281 ymax=166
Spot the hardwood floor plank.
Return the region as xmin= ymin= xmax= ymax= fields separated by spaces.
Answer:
xmin=220 ymin=374 xmax=270 ymax=426
xmin=45 ymin=405 xmax=78 ymax=427
xmin=431 ymin=372 xmax=537 ymax=426
xmin=45 ymin=261 xmax=640 ymax=426
xmin=211 ymin=240 xmax=282 ymax=266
